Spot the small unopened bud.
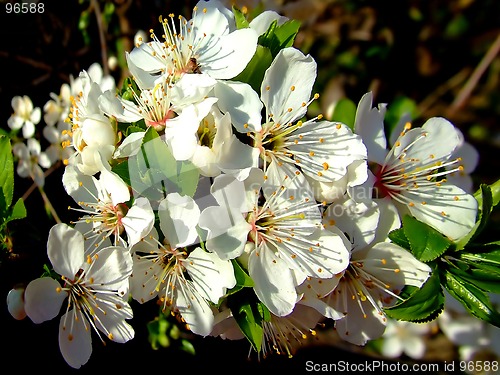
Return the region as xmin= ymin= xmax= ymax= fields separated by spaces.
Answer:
xmin=7 ymin=286 xmax=27 ymax=320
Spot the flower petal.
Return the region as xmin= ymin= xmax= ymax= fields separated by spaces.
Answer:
xmin=184 ymin=247 xmax=236 ymax=303
xmin=47 ymin=224 xmax=85 ymax=278
xmin=58 ymin=311 xmax=92 ymax=369
xmin=248 ymin=244 xmax=298 ymax=316
xmin=24 ymin=277 xmax=66 ymax=324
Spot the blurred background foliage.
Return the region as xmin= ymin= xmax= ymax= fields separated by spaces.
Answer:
xmin=1 ymin=0 xmax=499 ymax=373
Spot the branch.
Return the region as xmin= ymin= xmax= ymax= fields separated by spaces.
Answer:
xmin=448 ymin=32 xmax=500 ymax=115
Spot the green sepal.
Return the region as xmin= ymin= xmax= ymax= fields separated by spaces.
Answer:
xmin=258 ymin=19 xmax=301 ymax=58
xmin=232 ymin=5 xmax=250 ymax=29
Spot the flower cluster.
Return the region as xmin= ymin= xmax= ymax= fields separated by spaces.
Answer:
xmin=6 ymin=0 xmax=484 ymax=369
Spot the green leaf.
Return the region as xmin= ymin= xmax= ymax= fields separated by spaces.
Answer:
xmin=125 ymin=128 xmax=199 ymax=202
xmin=226 ymin=259 xmax=254 ymax=297
xmin=0 ymin=136 xmax=14 ymax=209
xmin=227 ymin=290 xmax=264 ymax=352
xmin=111 ymin=160 xmax=131 ymax=186
xmin=447 ymin=264 xmax=500 ymax=294
xmin=456 ymin=184 xmax=492 ymax=250
xmin=4 ymin=198 xmax=27 ymax=224
xmin=384 ymin=269 xmax=444 ymax=322
xmin=484 ymin=178 xmax=500 ymax=208
xmin=402 ymin=215 xmax=452 ymax=262
xmin=232 ymin=5 xmax=249 ymax=29
xmin=330 ymin=98 xmax=357 ymax=131
xmin=443 ymin=269 xmax=500 ymax=328
xmin=388 ymin=227 xmax=411 ymax=250
xmin=232 ymin=45 xmax=273 ymax=93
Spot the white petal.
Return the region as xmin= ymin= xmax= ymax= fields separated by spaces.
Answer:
xmin=113 ymin=131 xmax=145 ymax=158
xmin=94 ymin=294 xmax=134 ymax=343
xmin=62 ymin=165 xmax=98 ymax=205
xmin=122 ymin=197 xmax=155 ymax=247
xmin=22 ymin=121 xmax=35 ymax=139
xmin=249 ymin=10 xmax=289 ymax=35
xmin=158 ymin=193 xmax=200 ymax=247
xmin=24 ymin=277 xmax=66 ymax=323
xmin=170 ymin=74 xmax=217 ymax=105
xmin=419 ymin=117 xmax=461 ymax=159
xmin=261 ymin=47 xmax=316 ymax=125
xmin=288 ymin=120 xmax=367 ymax=182
xmin=406 ymin=184 xmax=478 ymax=241
xmin=98 ymin=169 xmax=130 ymax=206
xmin=175 ymin=281 xmax=214 ymax=336
xmin=403 ymin=335 xmax=427 ymax=359
xmin=360 ymin=242 xmax=431 ymax=288
xmin=214 ymin=80 xmax=262 ymax=132
xmin=58 ymin=311 xmax=92 ymax=369
xmin=127 ymin=42 xmax=166 ymax=74
xmin=381 ymin=335 xmax=404 ymax=358
xmin=199 ymin=205 xmax=251 ymax=260
xmin=324 ymin=197 xmax=380 ymax=250
xmin=200 ymin=28 xmax=258 ymax=79
xmin=332 ymin=288 xmax=387 ymax=345
xmin=185 ymin=247 xmax=236 ymax=303
xmin=354 ymin=91 xmax=388 ymax=166
xmin=210 ymin=173 xmax=249 ymax=213
xmin=248 ymin=245 xmax=297 ymax=316
xmin=47 ymin=224 xmax=85 ymax=278
xmin=90 ymin=246 xmax=133 ymax=290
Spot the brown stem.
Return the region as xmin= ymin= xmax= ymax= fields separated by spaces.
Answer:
xmin=90 ymin=0 xmax=110 ymax=76
xmin=448 ymin=32 xmax=500 ymax=115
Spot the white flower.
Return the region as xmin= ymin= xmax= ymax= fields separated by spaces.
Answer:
xmin=7 ymin=95 xmax=41 ymax=139
xmin=43 ymin=83 xmax=72 ymax=126
xmin=43 ymin=120 xmax=74 ymax=165
xmin=12 ymin=139 xmax=52 ymax=187
xmin=215 ymin=47 xmax=367 ymax=190
xmin=353 ymin=91 xmax=478 ymax=241
xmin=381 ymin=319 xmax=432 ymax=359
xmin=316 ymin=197 xmax=432 ymax=345
xmin=62 ymin=164 xmax=154 ymax=248
xmin=129 ymin=193 xmax=236 ymax=336
xmin=65 ymin=70 xmax=117 ymax=175
xmin=23 ymin=223 xmax=134 ymax=369
xmin=211 ymin=303 xmax=323 ymax=358
xmin=191 ymin=104 xmax=259 ymax=177
xmin=127 ymin=0 xmax=258 ymax=86
xmin=200 ymin=163 xmax=350 ymax=316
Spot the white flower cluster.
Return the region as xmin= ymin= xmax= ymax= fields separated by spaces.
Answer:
xmin=6 ymin=0 xmax=480 ymax=369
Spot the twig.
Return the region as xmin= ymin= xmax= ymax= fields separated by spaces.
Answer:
xmin=21 ymin=161 xmax=62 ymax=202
xmin=448 ymin=32 xmax=500 ymax=115
xmin=90 ymin=0 xmax=109 ymax=76
xmin=38 ymin=185 xmax=62 ymax=224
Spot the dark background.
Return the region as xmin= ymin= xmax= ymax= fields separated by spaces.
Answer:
xmin=1 ymin=0 xmax=499 ymax=373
